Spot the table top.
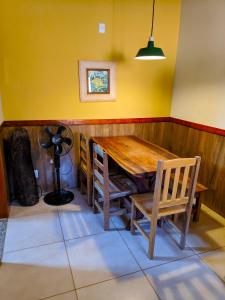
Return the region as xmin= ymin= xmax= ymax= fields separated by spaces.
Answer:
xmin=92 ymin=135 xmax=178 ymax=176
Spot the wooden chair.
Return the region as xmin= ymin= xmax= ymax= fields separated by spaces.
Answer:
xmin=92 ymin=143 xmax=137 ymax=230
xmin=130 ymin=156 xmax=201 ymax=259
xmin=79 ymin=133 xmax=92 ymax=205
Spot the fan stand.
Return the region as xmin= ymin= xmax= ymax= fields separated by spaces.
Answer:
xmin=44 ymin=153 xmax=74 ymax=206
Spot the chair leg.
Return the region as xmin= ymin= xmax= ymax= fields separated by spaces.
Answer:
xmin=130 ymin=202 xmax=136 ymax=235
xmin=87 ymin=178 xmax=92 ymax=206
xmin=119 ymin=197 xmax=125 ymax=209
xmin=173 ymin=213 xmax=179 ymax=224
xmin=92 ymin=189 xmax=98 ymax=214
xmin=103 ymin=195 xmax=110 ymax=231
xmin=148 ymin=218 xmax=157 ymax=259
xmin=80 ymin=181 xmax=85 ymax=194
xmin=180 ymin=206 xmax=192 ymax=249
xmin=193 ymin=193 xmax=201 ymax=222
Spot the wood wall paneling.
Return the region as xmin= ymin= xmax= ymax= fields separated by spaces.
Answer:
xmin=171 ymin=117 xmax=225 ymax=137
xmin=1 ymin=119 xmax=225 ymax=218
xmin=169 ymin=123 xmax=225 ymax=217
xmin=0 ymin=129 xmax=9 ymax=218
xmin=3 ymin=117 xmax=225 ymax=137
xmin=2 ymin=122 xmax=171 ymax=197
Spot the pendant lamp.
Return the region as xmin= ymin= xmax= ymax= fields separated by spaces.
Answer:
xmin=135 ymin=0 xmax=166 ymax=60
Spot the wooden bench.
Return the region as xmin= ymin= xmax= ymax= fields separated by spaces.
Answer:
xmin=170 ymin=174 xmax=207 ymax=222
xmin=192 ymin=182 xmax=208 ymax=222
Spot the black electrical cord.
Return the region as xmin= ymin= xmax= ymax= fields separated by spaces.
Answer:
xmin=150 ymin=0 xmax=156 ymax=38
xmin=60 ymin=143 xmax=73 ymax=176
xmin=37 ymin=184 xmax=43 ymax=198
xmin=60 ymin=152 xmax=73 ymax=176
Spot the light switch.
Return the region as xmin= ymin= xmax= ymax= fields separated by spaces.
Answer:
xmin=34 ymin=170 xmax=39 ymax=178
xmin=99 ymin=23 xmax=105 ymax=33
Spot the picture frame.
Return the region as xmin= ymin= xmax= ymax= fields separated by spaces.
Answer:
xmin=79 ymin=60 xmax=116 ymax=102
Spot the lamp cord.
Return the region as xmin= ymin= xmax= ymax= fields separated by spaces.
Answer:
xmin=150 ymin=0 xmax=155 ymax=38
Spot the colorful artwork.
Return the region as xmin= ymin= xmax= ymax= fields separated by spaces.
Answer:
xmin=79 ymin=60 xmax=116 ymax=102
xmin=87 ymin=69 xmax=110 ymax=94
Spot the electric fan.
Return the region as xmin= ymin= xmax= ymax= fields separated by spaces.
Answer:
xmin=39 ymin=125 xmax=74 ymax=205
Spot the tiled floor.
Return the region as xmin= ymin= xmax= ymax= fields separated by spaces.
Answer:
xmin=0 ymin=218 xmax=7 ymax=261
xmin=0 ymin=190 xmax=225 ymax=300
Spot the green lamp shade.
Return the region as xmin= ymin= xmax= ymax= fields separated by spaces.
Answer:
xmin=135 ymin=40 xmax=166 ymax=60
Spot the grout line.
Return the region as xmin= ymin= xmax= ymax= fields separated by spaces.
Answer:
xmin=57 ymin=207 xmax=79 ymax=300
xmin=112 ymin=219 xmax=162 ymax=300
xmin=58 ymin=225 xmax=146 ymax=291
xmin=111 ymin=216 xmax=220 ymax=299
xmin=75 ymin=270 xmax=145 ymax=291
xmin=116 ymin=217 xmax=225 ymax=287
xmin=141 ymin=252 xmax=198 ymax=272
xmin=63 ymin=229 xmax=116 ymax=243
xmin=164 ymin=218 xmax=225 ymax=256
xmin=190 ymin=244 xmax=225 ymax=256
xmin=193 ymin=244 xmax=225 ymax=284
xmin=38 ymin=289 xmax=76 ymax=300
xmin=57 ymin=203 xmax=156 ymax=294
xmin=5 ymin=196 xmax=225 ymax=298
xmin=56 ymin=203 xmax=158 ymax=293
xmin=3 ymin=240 xmax=65 ymax=255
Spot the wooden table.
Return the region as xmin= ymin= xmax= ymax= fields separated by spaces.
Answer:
xmin=92 ymin=135 xmax=207 ymax=222
xmin=92 ymin=135 xmax=177 ymax=177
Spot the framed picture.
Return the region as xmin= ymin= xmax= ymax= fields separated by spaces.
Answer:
xmin=79 ymin=61 xmax=116 ymax=102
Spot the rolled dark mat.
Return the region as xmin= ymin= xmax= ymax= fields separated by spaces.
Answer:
xmin=9 ymin=128 xmax=39 ymax=206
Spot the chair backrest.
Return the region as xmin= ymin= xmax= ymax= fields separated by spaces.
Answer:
xmin=153 ymin=157 xmax=201 ymax=212
xmin=80 ymin=133 xmax=91 ymax=175
xmin=92 ymin=143 xmax=110 ymax=198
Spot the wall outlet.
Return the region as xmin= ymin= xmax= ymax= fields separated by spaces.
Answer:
xmin=34 ymin=169 xmax=39 ymax=178
xmin=99 ymin=23 xmax=105 ymax=33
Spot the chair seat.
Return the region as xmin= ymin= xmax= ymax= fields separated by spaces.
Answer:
xmin=130 ymin=193 xmax=186 ymax=218
xmin=96 ymin=174 xmax=138 ymax=202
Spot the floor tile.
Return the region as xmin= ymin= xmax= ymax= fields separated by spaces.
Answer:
xmin=77 ymin=271 xmax=159 ymax=300
xmin=144 ymin=255 xmax=225 ymax=300
xmin=116 ymin=220 xmax=195 ymax=270
xmin=4 ymin=208 xmax=63 ymax=252
xmin=9 ymin=197 xmax=57 ymax=218
xmin=111 ymin=213 xmax=130 ymax=230
xmin=200 ymin=247 xmax=225 ymax=282
xmin=0 ymin=243 xmax=74 ymax=300
xmin=58 ymin=195 xmax=113 ymax=240
xmin=43 ymin=291 xmax=77 ymax=300
xmin=65 ymin=231 xmax=140 ymax=289
xmin=186 ymin=207 xmax=225 ymax=253
xmin=0 ymin=219 xmax=7 ymax=261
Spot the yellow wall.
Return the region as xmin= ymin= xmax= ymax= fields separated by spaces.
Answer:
xmin=0 ymin=0 xmax=181 ymax=120
xmin=0 ymin=43 xmax=4 ymax=124
xmin=172 ymin=0 xmax=225 ymax=130
xmin=0 ymin=95 xmax=4 ymax=125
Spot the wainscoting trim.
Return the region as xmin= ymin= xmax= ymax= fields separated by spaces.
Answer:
xmin=2 ymin=117 xmax=170 ymax=127
xmin=171 ymin=117 xmax=225 ymax=137
xmin=2 ymin=117 xmax=225 ymax=136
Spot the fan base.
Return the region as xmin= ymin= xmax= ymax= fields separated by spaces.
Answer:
xmin=44 ymin=189 xmax=74 ymax=206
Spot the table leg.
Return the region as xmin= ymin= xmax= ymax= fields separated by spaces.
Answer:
xmin=193 ymin=192 xmax=202 ymax=222
xmin=125 ymin=209 xmax=143 ymax=231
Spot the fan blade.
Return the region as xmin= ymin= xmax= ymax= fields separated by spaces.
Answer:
xmin=62 ymin=137 xmax=72 ymax=146
xmin=57 ymin=126 xmax=66 ymax=135
xmin=55 ymin=144 xmax=63 ymax=155
xmin=45 ymin=127 xmax=53 ymax=138
xmin=41 ymin=141 xmax=53 ymax=149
